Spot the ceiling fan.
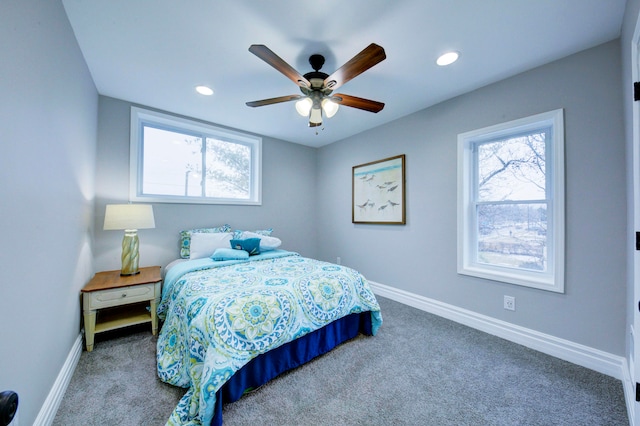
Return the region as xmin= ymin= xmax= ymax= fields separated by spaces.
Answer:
xmin=246 ymin=43 xmax=386 ymax=128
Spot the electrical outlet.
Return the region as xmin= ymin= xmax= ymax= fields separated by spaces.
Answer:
xmin=504 ymin=295 xmax=516 ymax=311
xmin=336 ymin=257 xmax=341 ymax=265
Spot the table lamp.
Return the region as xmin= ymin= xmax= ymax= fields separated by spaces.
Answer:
xmin=103 ymin=204 xmax=155 ymax=276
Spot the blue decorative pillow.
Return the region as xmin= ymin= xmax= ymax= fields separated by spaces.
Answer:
xmin=211 ymin=248 xmax=249 ymax=261
xmin=234 ymin=231 xmax=282 ymax=251
xmin=229 ymin=238 xmax=261 ymax=255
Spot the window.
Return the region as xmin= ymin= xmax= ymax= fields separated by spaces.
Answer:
xmin=457 ymin=109 xmax=564 ymax=292
xmin=130 ymin=107 xmax=261 ymax=205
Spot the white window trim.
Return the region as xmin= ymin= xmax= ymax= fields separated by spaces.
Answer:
xmin=129 ymin=107 xmax=262 ymax=205
xmin=457 ymin=109 xmax=565 ymax=292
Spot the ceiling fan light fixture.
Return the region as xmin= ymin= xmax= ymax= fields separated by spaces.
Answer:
xmin=322 ymin=98 xmax=339 ymax=118
xmin=295 ymin=97 xmax=313 ymax=116
xmin=246 ymin=43 xmax=387 ymax=130
xmin=436 ymin=51 xmax=459 ymax=66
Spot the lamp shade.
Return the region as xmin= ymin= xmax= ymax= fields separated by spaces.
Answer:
xmin=295 ymin=97 xmax=312 ymax=116
xmin=309 ymin=107 xmax=322 ymax=127
xmin=104 ymin=204 xmax=155 ymax=230
xmin=321 ymin=98 xmax=339 ymax=118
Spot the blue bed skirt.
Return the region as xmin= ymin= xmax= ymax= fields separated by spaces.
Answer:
xmin=211 ymin=311 xmax=373 ymax=425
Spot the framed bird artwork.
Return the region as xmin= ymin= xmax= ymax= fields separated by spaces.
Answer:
xmin=352 ymin=154 xmax=405 ymax=224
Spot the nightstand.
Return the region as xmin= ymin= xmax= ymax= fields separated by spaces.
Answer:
xmin=81 ymin=266 xmax=162 ymax=351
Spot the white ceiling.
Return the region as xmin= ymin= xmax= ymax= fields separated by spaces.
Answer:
xmin=62 ymin=0 xmax=626 ymax=148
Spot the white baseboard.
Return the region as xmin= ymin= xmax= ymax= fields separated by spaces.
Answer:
xmin=369 ymin=280 xmax=626 ymax=380
xmin=33 ymin=334 xmax=83 ymax=426
xmin=622 ymin=357 xmax=635 ymax=426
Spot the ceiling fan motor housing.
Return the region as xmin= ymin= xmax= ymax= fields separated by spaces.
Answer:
xmin=303 ymin=54 xmax=330 ymax=90
xmin=308 ymin=54 xmax=325 ymax=71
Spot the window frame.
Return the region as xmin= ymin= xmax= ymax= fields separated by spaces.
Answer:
xmin=129 ymin=107 xmax=262 ymax=205
xmin=457 ymin=109 xmax=565 ymax=292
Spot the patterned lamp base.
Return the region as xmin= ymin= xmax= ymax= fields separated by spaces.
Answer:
xmin=120 ymin=230 xmax=140 ymax=276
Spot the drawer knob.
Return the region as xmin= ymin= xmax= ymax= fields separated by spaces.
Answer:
xmin=121 ymin=293 xmax=127 ymax=298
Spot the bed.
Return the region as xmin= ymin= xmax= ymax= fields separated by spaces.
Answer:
xmin=156 ymin=233 xmax=382 ymax=426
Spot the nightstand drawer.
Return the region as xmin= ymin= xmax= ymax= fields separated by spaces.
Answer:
xmin=87 ymin=283 xmax=156 ymax=309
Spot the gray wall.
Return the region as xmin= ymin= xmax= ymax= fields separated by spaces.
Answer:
xmin=0 ymin=1 xmax=98 ymax=424
xmin=93 ymin=96 xmax=318 ymax=271
xmin=317 ymin=40 xmax=626 ymax=355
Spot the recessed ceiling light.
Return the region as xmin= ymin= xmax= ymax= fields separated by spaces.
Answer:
xmin=436 ymin=51 xmax=459 ymax=66
xmin=195 ymin=85 xmax=214 ymax=96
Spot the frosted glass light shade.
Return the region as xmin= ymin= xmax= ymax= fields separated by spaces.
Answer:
xmin=295 ymin=98 xmax=313 ymax=116
xmin=309 ymin=107 xmax=322 ymax=126
xmin=104 ymin=204 xmax=155 ymax=230
xmin=321 ymin=98 xmax=339 ymax=118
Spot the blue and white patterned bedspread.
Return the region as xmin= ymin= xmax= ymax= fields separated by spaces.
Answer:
xmin=157 ymin=250 xmax=382 ymax=425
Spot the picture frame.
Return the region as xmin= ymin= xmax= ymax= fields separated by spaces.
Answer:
xmin=352 ymin=154 xmax=406 ymax=224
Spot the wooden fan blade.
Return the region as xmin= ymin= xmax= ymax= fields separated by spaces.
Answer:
xmin=246 ymin=95 xmax=303 ymax=108
xmin=324 ymin=44 xmax=386 ymax=91
xmin=249 ymin=45 xmax=311 ymax=88
xmin=332 ymin=94 xmax=385 ymax=113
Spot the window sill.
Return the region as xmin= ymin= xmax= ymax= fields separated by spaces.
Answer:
xmin=457 ymin=264 xmax=564 ymax=293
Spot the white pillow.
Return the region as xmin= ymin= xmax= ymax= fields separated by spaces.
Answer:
xmin=189 ymin=232 xmax=233 ymax=259
xmin=239 ymin=231 xmax=282 ymax=251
